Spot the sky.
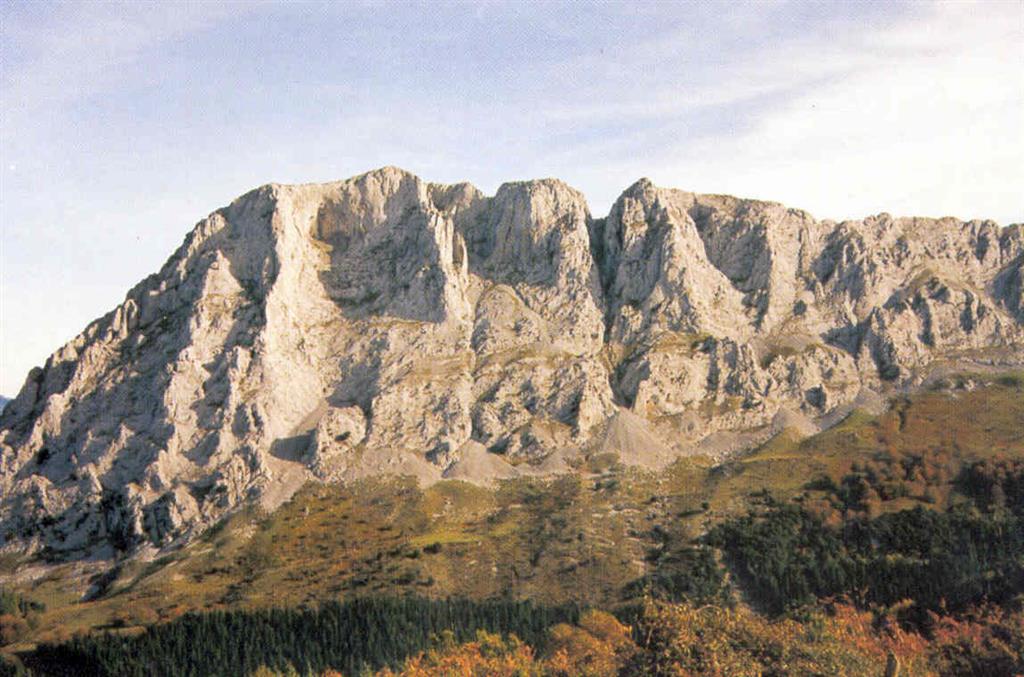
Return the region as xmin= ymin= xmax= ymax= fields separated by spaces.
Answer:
xmin=1 ymin=0 xmax=1022 ymax=395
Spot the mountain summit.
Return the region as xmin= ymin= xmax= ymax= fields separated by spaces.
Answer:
xmin=2 ymin=167 xmax=1022 ymax=557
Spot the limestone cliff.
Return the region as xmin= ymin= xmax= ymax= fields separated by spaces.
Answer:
xmin=2 ymin=167 xmax=1021 ymax=557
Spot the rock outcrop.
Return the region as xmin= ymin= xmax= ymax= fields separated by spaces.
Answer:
xmin=1 ymin=167 xmax=1021 ymax=557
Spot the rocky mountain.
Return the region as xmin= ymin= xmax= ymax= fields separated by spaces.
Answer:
xmin=1 ymin=167 xmax=1022 ymax=558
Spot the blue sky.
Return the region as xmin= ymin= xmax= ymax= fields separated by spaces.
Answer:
xmin=1 ymin=0 xmax=1022 ymax=394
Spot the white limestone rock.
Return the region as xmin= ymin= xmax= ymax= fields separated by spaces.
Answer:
xmin=1 ymin=166 xmax=1021 ymax=558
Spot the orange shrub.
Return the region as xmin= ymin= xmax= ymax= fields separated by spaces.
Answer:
xmin=378 ymin=629 xmax=540 ymax=677
xmin=927 ymin=606 xmax=1024 ymax=676
xmin=620 ymin=600 xmax=920 ymax=677
xmin=0 ymin=613 xmax=28 ymax=646
xmin=545 ymin=610 xmax=634 ymax=676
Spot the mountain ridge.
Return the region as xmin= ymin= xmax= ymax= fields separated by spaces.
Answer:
xmin=2 ymin=166 xmax=1022 ymax=559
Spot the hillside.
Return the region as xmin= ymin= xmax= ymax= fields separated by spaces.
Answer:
xmin=0 ymin=373 xmax=1020 ymax=651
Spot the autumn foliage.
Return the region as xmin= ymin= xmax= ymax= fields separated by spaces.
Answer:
xmin=375 ymin=629 xmax=539 ymax=677
xmin=371 ymin=600 xmax=1024 ymax=677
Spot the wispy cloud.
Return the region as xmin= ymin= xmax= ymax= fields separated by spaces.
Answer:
xmin=650 ymin=0 xmax=1024 ymax=222
xmin=496 ymin=1 xmax=1022 ymax=221
xmin=1 ymin=3 xmax=248 ymax=133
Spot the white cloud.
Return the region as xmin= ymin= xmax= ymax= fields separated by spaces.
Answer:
xmin=648 ymin=1 xmax=1024 ymax=223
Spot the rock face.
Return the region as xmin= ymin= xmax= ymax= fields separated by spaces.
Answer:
xmin=1 ymin=167 xmax=1022 ymax=557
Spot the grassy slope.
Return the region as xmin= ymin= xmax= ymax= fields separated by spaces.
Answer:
xmin=4 ymin=373 xmax=1023 ymax=651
